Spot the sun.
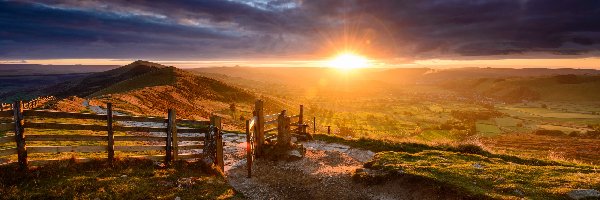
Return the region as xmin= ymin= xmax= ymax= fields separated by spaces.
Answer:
xmin=327 ymin=52 xmax=370 ymax=69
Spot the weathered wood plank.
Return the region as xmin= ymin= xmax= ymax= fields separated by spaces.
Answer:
xmin=28 ymin=146 xmax=107 ymax=153
xmin=0 ymin=148 xmax=17 ymax=156
xmin=248 ymin=116 xmax=257 ymax=130
xmin=26 ymin=135 xmax=107 ymax=141
xmin=177 ymin=128 xmax=207 ymax=133
xmin=113 ymin=126 xmax=166 ymax=132
xmin=178 ymin=153 xmax=204 ymax=160
xmin=178 ymin=144 xmax=204 ymax=150
xmin=114 ymin=136 xmax=167 ymax=141
xmin=177 ymin=119 xmax=210 ymax=126
xmin=178 ymin=136 xmax=205 ymax=141
xmin=112 ymin=115 xmax=167 ymax=123
xmin=264 ymin=127 xmax=277 ymax=133
xmin=0 ymin=135 xmax=15 ymax=144
xmin=0 ymin=123 xmax=14 ymax=131
xmin=23 ymin=110 xmax=106 ymax=120
xmin=264 ymin=119 xmax=278 ymax=126
xmin=0 ymin=110 xmax=13 ymax=117
xmin=264 ymin=113 xmax=279 ymax=120
xmin=25 ymin=123 xmax=107 ymax=131
xmin=114 ymin=145 xmax=165 ymax=152
xmin=27 ymin=155 xmax=166 ymax=165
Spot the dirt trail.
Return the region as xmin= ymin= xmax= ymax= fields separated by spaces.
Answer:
xmin=82 ymin=100 xmax=448 ymax=199
xmin=224 ymin=139 xmax=452 ymax=200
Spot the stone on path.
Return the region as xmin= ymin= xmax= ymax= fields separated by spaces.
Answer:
xmin=568 ymin=189 xmax=600 ymax=200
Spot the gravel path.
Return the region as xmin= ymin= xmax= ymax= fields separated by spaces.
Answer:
xmin=224 ymin=140 xmax=452 ymax=200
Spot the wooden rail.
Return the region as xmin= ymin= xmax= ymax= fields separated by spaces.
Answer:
xmin=0 ymin=101 xmax=224 ymax=170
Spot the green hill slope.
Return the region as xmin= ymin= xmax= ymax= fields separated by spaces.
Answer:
xmin=442 ymin=75 xmax=600 ymax=102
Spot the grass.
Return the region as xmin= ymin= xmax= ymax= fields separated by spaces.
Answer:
xmin=0 ymin=158 xmax=241 ymax=200
xmin=363 ymin=150 xmax=600 ymax=199
xmin=315 ymin=134 xmax=599 ymax=199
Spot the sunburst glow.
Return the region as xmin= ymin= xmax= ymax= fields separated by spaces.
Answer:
xmin=328 ymin=53 xmax=370 ymax=69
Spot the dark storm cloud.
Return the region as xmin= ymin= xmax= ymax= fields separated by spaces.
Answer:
xmin=1 ymin=0 xmax=600 ymax=60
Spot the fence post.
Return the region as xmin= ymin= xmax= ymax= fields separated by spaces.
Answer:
xmin=246 ymin=119 xmax=252 ymax=178
xmin=171 ymin=110 xmax=178 ymax=161
xmin=211 ymin=115 xmax=224 ymax=171
xmin=313 ymin=117 xmax=316 ymax=134
xmin=107 ymin=103 xmax=115 ymax=162
xmin=13 ymin=101 xmax=27 ymax=170
xmin=166 ymin=109 xmax=174 ymax=165
xmin=327 ymin=126 xmax=331 ymax=135
xmin=255 ymin=100 xmax=264 ymax=157
xmin=277 ymin=110 xmax=291 ymax=148
xmin=299 ymin=105 xmax=303 ymax=125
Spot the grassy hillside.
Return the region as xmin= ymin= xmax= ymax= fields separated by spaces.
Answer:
xmin=442 ymin=75 xmax=600 ymax=102
xmin=46 ymin=60 xmax=168 ymax=98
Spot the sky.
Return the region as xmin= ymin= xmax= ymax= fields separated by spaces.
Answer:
xmin=1 ymin=0 xmax=600 ymax=68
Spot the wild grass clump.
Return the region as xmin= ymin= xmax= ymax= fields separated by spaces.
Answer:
xmin=0 ymin=158 xmax=241 ymax=200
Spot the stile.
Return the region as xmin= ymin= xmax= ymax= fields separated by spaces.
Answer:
xmin=107 ymin=103 xmax=115 ymax=161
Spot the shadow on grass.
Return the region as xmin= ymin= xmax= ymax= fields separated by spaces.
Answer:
xmin=0 ymin=158 xmax=242 ymax=200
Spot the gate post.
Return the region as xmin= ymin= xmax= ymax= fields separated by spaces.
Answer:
xmin=246 ymin=119 xmax=252 ymax=178
xmin=211 ymin=115 xmax=224 ymax=171
xmin=254 ymin=100 xmax=264 ymax=157
xmin=277 ymin=110 xmax=291 ymax=148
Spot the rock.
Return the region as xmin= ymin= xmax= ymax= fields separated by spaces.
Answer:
xmin=174 ymin=197 xmax=181 ymax=200
xmin=287 ymin=150 xmax=303 ymax=160
xmin=514 ymin=189 xmax=524 ymax=197
xmin=120 ymin=175 xmax=127 ymax=178
xmin=473 ymin=163 xmax=483 ymax=169
xmin=568 ymin=189 xmax=600 ymax=200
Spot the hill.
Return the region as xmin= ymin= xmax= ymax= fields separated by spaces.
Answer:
xmin=46 ymin=60 xmax=169 ymax=98
xmin=440 ymin=75 xmax=600 ymax=102
xmin=46 ymin=61 xmax=255 ymax=120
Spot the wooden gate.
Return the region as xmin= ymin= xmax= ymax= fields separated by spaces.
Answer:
xmin=245 ymin=99 xmax=311 ymax=178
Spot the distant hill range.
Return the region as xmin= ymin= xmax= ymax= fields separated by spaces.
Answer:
xmin=191 ymin=67 xmax=600 ymax=102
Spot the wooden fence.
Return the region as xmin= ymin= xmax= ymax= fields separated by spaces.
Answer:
xmin=0 ymin=101 xmax=224 ymax=170
xmin=1 ymin=96 xmax=56 ymax=111
xmin=246 ymin=99 xmax=311 ymax=177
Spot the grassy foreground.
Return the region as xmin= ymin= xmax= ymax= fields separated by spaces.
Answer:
xmin=315 ymin=134 xmax=600 ymax=199
xmin=0 ymin=158 xmax=241 ymax=200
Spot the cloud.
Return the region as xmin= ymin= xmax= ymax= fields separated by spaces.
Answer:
xmin=1 ymin=0 xmax=599 ymax=60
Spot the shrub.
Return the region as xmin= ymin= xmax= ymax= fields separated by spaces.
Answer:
xmin=533 ymin=129 xmax=565 ymax=137
xmin=568 ymin=131 xmax=580 ymax=137
xmin=455 ymin=144 xmax=487 ymax=155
